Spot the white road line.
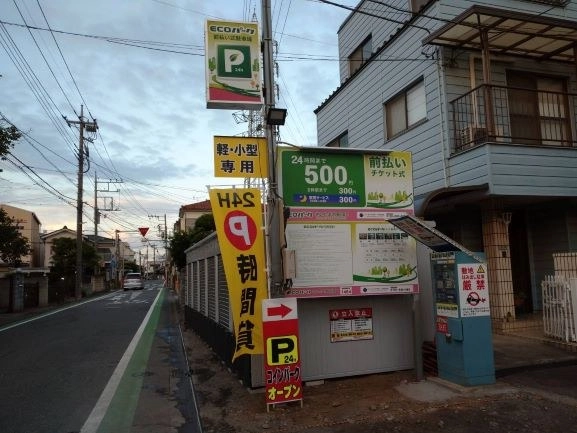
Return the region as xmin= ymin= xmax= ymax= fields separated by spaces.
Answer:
xmin=79 ymin=288 xmax=164 ymax=433
xmin=0 ymin=292 xmax=119 ymax=333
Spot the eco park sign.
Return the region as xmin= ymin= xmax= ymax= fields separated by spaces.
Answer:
xmin=278 ymin=147 xmax=418 ymax=298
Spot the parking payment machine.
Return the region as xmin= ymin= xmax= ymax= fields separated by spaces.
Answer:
xmin=388 ymin=215 xmax=495 ymax=386
xmin=431 ymin=251 xmax=495 ymax=386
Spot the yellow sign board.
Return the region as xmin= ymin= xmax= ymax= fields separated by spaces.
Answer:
xmin=209 ymin=187 xmax=267 ymax=360
xmin=213 ymin=136 xmax=268 ymax=178
xmin=266 ymin=335 xmax=299 ymax=366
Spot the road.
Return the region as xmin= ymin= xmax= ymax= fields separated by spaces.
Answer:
xmin=0 ymin=281 xmax=201 ymax=433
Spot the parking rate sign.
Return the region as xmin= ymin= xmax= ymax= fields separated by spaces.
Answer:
xmin=262 ymin=297 xmax=303 ymax=406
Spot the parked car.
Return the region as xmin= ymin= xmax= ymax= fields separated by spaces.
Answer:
xmin=123 ymin=272 xmax=144 ymax=290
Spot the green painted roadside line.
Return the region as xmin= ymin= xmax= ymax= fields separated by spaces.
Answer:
xmin=96 ymin=288 xmax=166 ymax=433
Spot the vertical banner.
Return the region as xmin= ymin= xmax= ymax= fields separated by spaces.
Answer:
xmin=262 ymin=297 xmax=303 ymax=406
xmin=209 ymin=188 xmax=267 ymax=360
xmin=205 ymin=20 xmax=263 ymax=110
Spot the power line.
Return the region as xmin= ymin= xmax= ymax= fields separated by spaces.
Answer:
xmin=35 ymin=0 xmax=93 ymax=118
xmin=11 ymin=0 xmax=77 ymax=114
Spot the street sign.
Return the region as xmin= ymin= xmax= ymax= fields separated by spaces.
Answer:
xmin=262 ymin=297 xmax=302 ymax=407
xmin=138 ymin=227 xmax=149 ymax=236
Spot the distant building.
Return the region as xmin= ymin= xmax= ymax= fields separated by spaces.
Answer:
xmin=175 ymin=200 xmax=212 ymax=233
xmin=0 ymin=204 xmax=42 ymax=267
xmin=40 ymin=226 xmax=76 ymax=268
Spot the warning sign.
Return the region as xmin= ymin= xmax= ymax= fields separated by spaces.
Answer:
xmin=329 ymin=308 xmax=373 ymax=342
xmin=458 ymin=263 xmax=490 ymax=317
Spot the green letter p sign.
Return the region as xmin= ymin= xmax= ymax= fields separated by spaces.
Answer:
xmin=217 ymin=45 xmax=251 ymax=79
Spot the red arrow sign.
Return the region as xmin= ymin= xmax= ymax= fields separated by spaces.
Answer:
xmin=267 ymin=304 xmax=292 ymax=318
xmin=138 ymin=227 xmax=149 ymax=236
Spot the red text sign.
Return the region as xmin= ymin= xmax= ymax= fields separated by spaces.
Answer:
xmin=262 ymin=298 xmax=302 ymax=407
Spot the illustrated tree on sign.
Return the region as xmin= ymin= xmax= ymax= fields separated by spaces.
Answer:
xmin=0 ymin=208 xmax=31 ymax=267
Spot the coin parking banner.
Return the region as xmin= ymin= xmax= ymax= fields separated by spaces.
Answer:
xmin=209 ymin=188 xmax=267 ymax=360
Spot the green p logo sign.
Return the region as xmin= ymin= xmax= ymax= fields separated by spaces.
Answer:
xmin=217 ymin=45 xmax=251 ymax=79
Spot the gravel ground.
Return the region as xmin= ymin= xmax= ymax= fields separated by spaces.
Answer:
xmin=183 ymin=328 xmax=577 ymax=433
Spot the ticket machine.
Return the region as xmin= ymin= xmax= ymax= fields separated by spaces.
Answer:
xmin=388 ymin=215 xmax=495 ymax=387
xmin=431 ymin=251 xmax=495 ymax=386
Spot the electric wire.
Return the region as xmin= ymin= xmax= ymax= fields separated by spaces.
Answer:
xmin=0 ymin=22 xmax=78 ymax=154
xmin=10 ymin=0 xmax=77 ymax=115
xmin=35 ymin=0 xmax=93 ymax=119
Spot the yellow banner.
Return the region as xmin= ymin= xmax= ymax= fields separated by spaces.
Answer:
xmin=209 ymin=188 xmax=267 ymax=361
xmin=214 ymin=136 xmax=268 ymax=178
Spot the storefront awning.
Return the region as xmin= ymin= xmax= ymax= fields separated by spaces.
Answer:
xmin=423 ymin=5 xmax=577 ymax=63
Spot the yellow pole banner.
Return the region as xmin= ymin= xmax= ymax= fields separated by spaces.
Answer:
xmin=209 ymin=188 xmax=267 ymax=361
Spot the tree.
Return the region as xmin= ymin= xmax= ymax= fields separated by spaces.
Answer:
xmin=0 ymin=208 xmax=31 ymax=267
xmin=169 ymin=213 xmax=215 ymax=270
xmin=0 ymin=120 xmax=21 ymax=158
xmin=49 ymin=237 xmax=99 ymax=284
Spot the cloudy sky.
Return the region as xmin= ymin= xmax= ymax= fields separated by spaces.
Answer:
xmin=0 ymin=0 xmax=354 ymax=252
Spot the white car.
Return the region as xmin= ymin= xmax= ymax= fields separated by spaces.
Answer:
xmin=123 ymin=272 xmax=144 ymax=290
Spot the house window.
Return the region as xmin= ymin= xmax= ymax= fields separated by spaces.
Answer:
xmin=348 ymin=36 xmax=372 ymax=75
xmin=506 ymin=71 xmax=570 ymax=146
xmin=385 ymin=79 xmax=426 ymax=139
xmin=327 ymin=132 xmax=349 ymax=148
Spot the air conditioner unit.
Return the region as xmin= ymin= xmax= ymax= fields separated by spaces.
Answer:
xmin=459 ymin=126 xmax=487 ymax=147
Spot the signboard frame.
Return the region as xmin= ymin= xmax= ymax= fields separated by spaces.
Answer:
xmin=278 ymin=146 xmax=418 ymax=298
xmin=205 ymin=20 xmax=263 ymax=110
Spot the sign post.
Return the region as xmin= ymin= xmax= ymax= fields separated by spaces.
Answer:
xmin=262 ymin=297 xmax=303 ymax=409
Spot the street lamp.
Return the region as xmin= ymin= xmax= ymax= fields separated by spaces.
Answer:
xmin=266 ymin=107 xmax=287 ymax=125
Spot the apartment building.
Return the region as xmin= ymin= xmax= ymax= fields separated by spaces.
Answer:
xmin=315 ymin=0 xmax=577 ymax=331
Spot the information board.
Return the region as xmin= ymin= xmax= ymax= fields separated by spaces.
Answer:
xmin=278 ymin=147 xmax=418 ymax=298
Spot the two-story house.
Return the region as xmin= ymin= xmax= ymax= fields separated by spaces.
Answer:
xmin=174 ymin=200 xmax=212 ymax=233
xmin=315 ymin=0 xmax=577 ymax=331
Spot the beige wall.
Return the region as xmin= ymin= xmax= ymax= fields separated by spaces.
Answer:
xmin=0 ymin=204 xmax=42 ymax=267
xmin=41 ymin=231 xmax=76 ymax=268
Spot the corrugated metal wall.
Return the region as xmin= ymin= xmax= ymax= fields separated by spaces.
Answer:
xmin=185 ymin=234 xmax=418 ymax=385
xmin=296 ymin=296 xmax=415 ymax=381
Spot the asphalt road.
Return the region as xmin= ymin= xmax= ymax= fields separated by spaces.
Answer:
xmin=0 ymin=281 xmax=199 ymax=433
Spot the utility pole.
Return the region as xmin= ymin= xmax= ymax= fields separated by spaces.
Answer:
xmin=149 ymin=213 xmax=168 ymax=284
xmin=94 ymin=175 xmax=121 ymax=278
xmin=163 ymin=213 xmax=168 ymax=284
xmin=66 ymin=105 xmax=97 ymax=300
xmin=262 ymin=0 xmax=283 ymax=297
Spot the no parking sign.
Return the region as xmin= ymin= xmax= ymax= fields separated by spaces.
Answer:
xmin=262 ymin=297 xmax=303 ymax=407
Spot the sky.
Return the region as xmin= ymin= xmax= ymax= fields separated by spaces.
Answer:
xmin=0 ymin=0 xmax=354 ymax=254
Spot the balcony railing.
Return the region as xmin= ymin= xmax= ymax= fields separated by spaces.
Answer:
xmin=451 ymin=84 xmax=577 ymax=154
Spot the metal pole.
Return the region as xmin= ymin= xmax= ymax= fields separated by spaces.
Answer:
xmin=75 ymin=105 xmax=85 ymax=300
xmin=164 ymin=213 xmax=168 ymax=286
xmin=262 ymin=0 xmax=283 ymax=298
xmin=94 ymin=171 xmax=98 ymax=276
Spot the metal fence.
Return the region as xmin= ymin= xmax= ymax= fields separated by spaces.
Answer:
xmin=451 ymin=84 xmax=577 ymax=153
xmin=542 ymin=274 xmax=577 ymax=342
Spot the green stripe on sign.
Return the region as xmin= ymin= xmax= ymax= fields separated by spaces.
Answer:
xmin=97 ymin=288 xmax=165 ymax=433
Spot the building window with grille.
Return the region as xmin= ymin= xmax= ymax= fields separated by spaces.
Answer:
xmin=348 ymin=36 xmax=372 ymax=76
xmin=384 ymin=79 xmax=426 ymax=139
xmin=326 ymin=131 xmax=349 ymax=148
